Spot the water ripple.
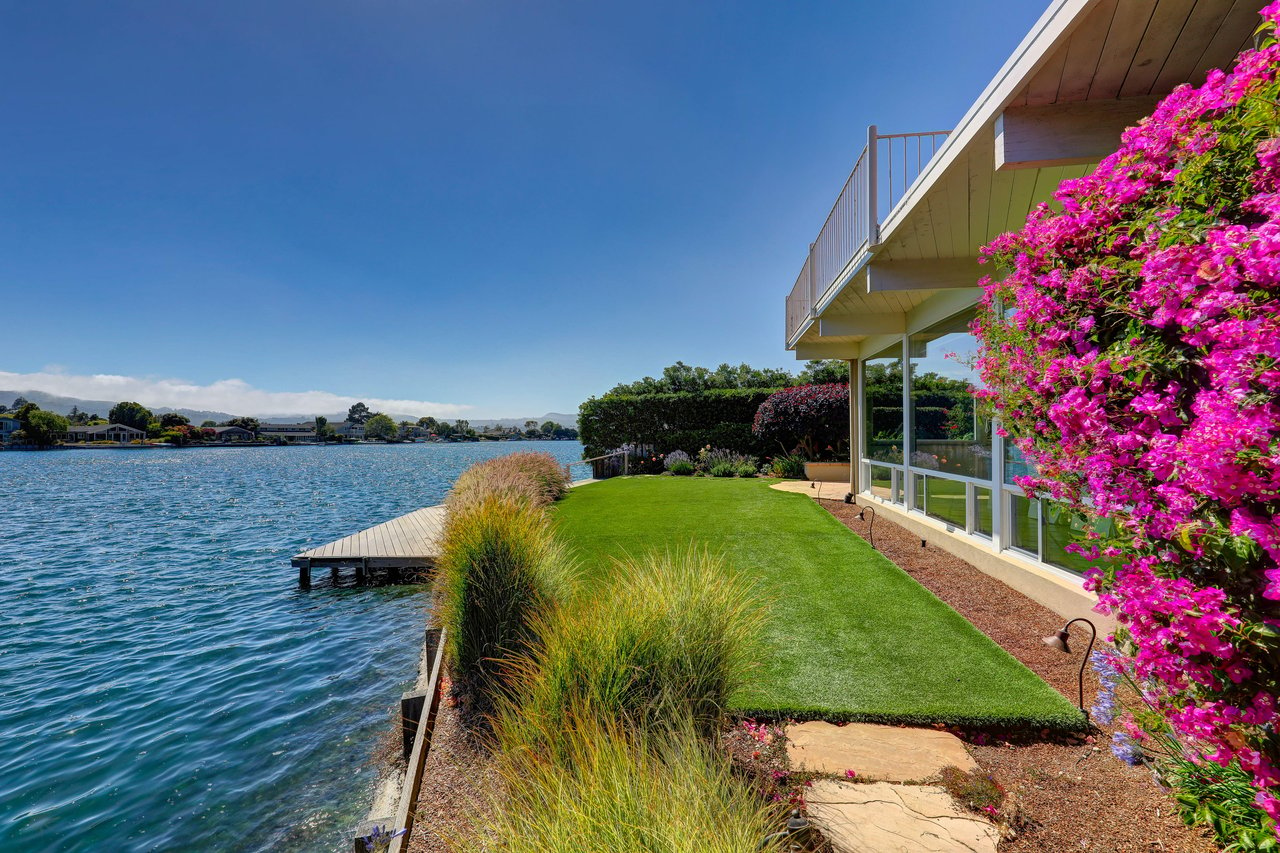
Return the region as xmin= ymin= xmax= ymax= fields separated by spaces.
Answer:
xmin=0 ymin=442 xmax=583 ymax=852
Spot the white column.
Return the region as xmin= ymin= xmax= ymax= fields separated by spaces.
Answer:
xmin=901 ymin=334 xmax=914 ymax=510
xmin=848 ymin=359 xmax=860 ymax=496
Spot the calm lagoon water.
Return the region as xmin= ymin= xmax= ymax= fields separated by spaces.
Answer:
xmin=0 ymin=442 xmax=584 ymax=852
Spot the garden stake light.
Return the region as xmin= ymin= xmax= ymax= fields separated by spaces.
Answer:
xmin=855 ymin=504 xmax=877 ymax=550
xmin=1042 ymin=617 xmax=1097 ymax=723
xmin=756 ymin=809 xmax=810 ymax=851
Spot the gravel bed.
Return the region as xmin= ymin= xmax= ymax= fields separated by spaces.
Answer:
xmin=403 ymin=689 xmax=496 ymax=853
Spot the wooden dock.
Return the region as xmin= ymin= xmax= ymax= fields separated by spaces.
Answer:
xmin=291 ymin=505 xmax=447 ymax=587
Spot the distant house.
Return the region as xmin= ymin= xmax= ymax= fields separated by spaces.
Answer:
xmin=66 ymin=424 xmax=146 ymax=443
xmin=399 ymin=424 xmax=429 ymax=440
xmin=0 ymin=416 xmax=19 ymax=444
xmin=210 ymin=425 xmax=254 ymax=443
xmin=333 ymin=421 xmax=364 ymax=440
xmin=257 ymin=422 xmax=318 ymax=443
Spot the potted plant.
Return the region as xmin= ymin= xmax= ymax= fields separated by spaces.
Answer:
xmin=752 ymin=383 xmax=850 ymax=482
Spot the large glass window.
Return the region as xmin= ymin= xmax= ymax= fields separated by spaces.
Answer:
xmin=863 ymin=344 xmax=904 ymax=464
xmin=909 ymin=311 xmax=991 ymax=479
xmin=1043 ymin=505 xmax=1115 ymax=575
xmin=1009 ymin=493 xmax=1039 ymax=555
xmin=1004 ymin=443 xmax=1034 ymax=485
xmin=923 ymin=476 xmax=967 ymax=528
xmin=869 ymin=465 xmax=893 ymax=501
xmin=974 ymin=486 xmax=993 ymax=537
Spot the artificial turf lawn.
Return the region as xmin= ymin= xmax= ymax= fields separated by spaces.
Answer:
xmin=552 ymin=477 xmax=1084 ymax=730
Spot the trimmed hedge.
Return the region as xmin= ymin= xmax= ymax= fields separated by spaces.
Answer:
xmin=578 ymin=389 xmax=778 ymax=458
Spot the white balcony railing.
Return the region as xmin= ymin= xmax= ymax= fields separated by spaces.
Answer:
xmin=786 ymin=126 xmax=949 ymax=345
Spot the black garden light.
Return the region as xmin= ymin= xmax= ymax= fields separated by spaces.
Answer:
xmin=757 ymin=809 xmax=810 ymax=851
xmin=1042 ymin=617 xmax=1098 ymax=722
xmin=854 ymin=504 xmax=877 ymax=550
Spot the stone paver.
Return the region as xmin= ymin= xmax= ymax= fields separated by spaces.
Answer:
xmin=787 ymin=721 xmax=978 ymax=782
xmin=806 ymin=781 xmax=1000 ymax=853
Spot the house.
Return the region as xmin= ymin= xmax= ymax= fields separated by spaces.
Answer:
xmin=210 ymin=425 xmax=254 ymax=443
xmin=257 ymin=422 xmax=319 ymax=443
xmin=779 ymin=0 xmax=1258 ymax=623
xmin=0 ymin=416 xmax=20 ymax=444
xmin=333 ymin=421 xmax=365 ymax=440
xmin=66 ymin=424 xmax=146 ymax=443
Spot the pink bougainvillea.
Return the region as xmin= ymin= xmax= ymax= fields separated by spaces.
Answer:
xmin=973 ymin=4 xmax=1280 ymax=833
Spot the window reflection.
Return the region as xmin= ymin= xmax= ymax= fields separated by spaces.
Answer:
xmin=909 ymin=310 xmax=992 ymax=479
xmin=862 ymin=344 xmax=903 ymax=464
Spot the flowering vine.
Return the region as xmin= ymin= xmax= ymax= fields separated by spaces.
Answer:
xmin=972 ymin=5 xmax=1280 ymax=833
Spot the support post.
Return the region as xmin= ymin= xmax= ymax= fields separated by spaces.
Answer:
xmin=848 ymin=359 xmax=860 ymax=497
xmin=867 ymin=125 xmax=879 ymax=246
xmin=400 ymin=628 xmax=442 ymax=760
xmin=400 ymin=690 xmax=427 ymax=761
xmin=356 ymin=557 xmax=367 ymax=585
xmin=298 ymin=560 xmax=311 ymax=589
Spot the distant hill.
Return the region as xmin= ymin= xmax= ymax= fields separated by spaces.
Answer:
xmin=0 ymin=390 xmax=237 ymax=425
xmin=0 ymin=390 xmax=577 ymax=429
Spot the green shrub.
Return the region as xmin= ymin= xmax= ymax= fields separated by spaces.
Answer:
xmin=710 ymin=463 xmax=737 ymax=477
xmin=436 ymin=495 xmax=577 ymax=712
xmin=736 ymin=464 xmax=757 ymax=478
xmin=767 ymin=454 xmax=806 ymax=479
xmin=668 ymin=460 xmax=695 ymax=476
xmin=578 ymin=389 xmax=778 ymax=458
xmin=448 ymin=451 xmax=570 ymax=511
xmin=1164 ymin=754 xmax=1278 ymax=851
xmin=497 ymin=548 xmax=765 ymax=758
xmin=467 ymin=716 xmax=785 ymax=853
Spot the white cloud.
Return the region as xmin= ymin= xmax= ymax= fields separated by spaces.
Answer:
xmin=0 ymin=370 xmax=472 ymax=418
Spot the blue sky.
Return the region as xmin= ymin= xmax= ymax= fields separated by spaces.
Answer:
xmin=1 ymin=0 xmax=1044 ymax=418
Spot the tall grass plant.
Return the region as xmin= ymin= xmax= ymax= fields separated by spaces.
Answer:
xmin=447 ymin=451 xmax=570 ymax=511
xmin=466 ymin=715 xmax=785 ymax=853
xmin=435 ymin=495 xmax=577 ymax=711
xmin=497 ymin=547 xmax=765 ymax=758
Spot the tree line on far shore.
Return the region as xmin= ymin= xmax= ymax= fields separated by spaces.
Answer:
xmin=0 ymin=396 xmax=578 ymax=447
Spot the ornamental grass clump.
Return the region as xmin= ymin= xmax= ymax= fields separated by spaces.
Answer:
xmin=767 ymin=453 xmax=806 ymax=479
xmin=972 ymin=7 xmax=1280 ymax=832
xmin=435 ymin=495 xmax=577 ymax=715
xmin=465 ymin=715 xmax=784 ymax=853
xmin=495 ymin=548 xmax=765 ymax=760
xmin=447 ymin=451 xmax=570 ymax=511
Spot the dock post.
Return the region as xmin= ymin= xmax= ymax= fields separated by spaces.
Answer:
xmin=298 ymin=559 xmax=311 ymax=589
xmin=331 ymin=565 xmax=340 ymax=585
xmin=400 ymin=629 xmax=442 ymax=759
xmin=356 ymin=557 xmax=367 ymax=585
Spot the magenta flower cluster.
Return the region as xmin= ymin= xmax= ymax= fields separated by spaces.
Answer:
xmin=972 ymin=5 xmax=1280 ymax=830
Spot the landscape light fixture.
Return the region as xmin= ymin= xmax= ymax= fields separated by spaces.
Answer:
xmin=1042 ymin=617 xmax=1098 ymax=722
xmin=757 ymin=809 xmax=810 ymax=851
xmin=855 ymin=504 xmax=877 ymax=550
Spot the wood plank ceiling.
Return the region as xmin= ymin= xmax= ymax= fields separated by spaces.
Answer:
xmin=877 ymin=0 xmax=1261 ymax=266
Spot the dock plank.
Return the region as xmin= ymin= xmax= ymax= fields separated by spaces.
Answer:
xmin=291 ymin=505 xmax=448 ymax=569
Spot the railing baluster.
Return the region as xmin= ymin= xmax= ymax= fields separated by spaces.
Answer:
xmin=785 ymin=126 xmax=950 ymax=344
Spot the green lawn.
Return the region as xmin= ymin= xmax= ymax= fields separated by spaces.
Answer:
xmin=552 ymin=477 xmax=1083 ymax=730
